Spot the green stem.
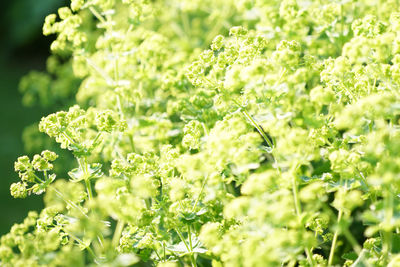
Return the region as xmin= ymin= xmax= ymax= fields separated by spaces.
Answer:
xmin=85 ymin=179 xmax=93 ymax=200
xmin=129 ymin=134 xmax=135 ymax=152
xmin=89 ymin=6 xmax=106 ymax=24
xmin=292 ymin=167 xmax=315 ymax=266
xmin=292 ymin=173 xmax=302 ymax=218
xmin=238 ymin=106 xmax=281 ymax=174
xmin=352 ymin=249 xmax=368 ymax=267
xmin=188 ymin=225 xmax=197 ymax=267
xmin=154 ymin=250 xmax=162 ymax=261
xmin=112 ymin=48 xmax=125 ymax=122
xmin=163 ymin=241 xmax=166 ymax=261
xmin=62 ymin=132 xmax=77 ymax=147
xmin=192 ymin=176 xmax=207 ymax=212
xmin=241 ymin=109 xmax=273 ymax=148
xmin=54 ymin=188 xmax=88 ymax=218
xmin=112 ymin=220 xmax=125 ymax=247
xmin=79 ymin=156 xmax=93 ymax=200
xmin=68 ymin=231 xmax=98 ymax=260
xmin=338 ymin=3 xmax=344 ymax=55
xmin=343 ymin=227 xmax=362 ymax=255
xmin=201 ymin=122 xmax=209 ymax=136
xmin=114 ymin=54 xmax=119 ymax=81
xmin=85 ymin=56 xmax=114 ymax=84
xmin=116 ymin=94 xmax=125 ymax=120
xmin=84 ymin=157 xmax=89 ymax=174
xmin=328 ymin=209 xmax=343 ymax=266
xmin=92 ymin=132 xmax=102 ymax=146
xmin=97 ymin=235 xmax=105 ymax=249
xmin=382 ymin=189 xmax=394 ymax=264
xmin=33 ymin=173 xmax=45 ymax=183
xmin=188 ymin=225 xmax=193 ymax=250
xmin=176 ymin=228 xmax=190 ymax=253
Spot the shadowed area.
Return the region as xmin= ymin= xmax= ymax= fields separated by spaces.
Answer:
xmin=0 ymin=0 xmax=66 ymax=234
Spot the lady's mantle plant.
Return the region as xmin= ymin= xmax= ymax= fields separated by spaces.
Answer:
xmin=3 ymin=0 xmax=400 ymax=266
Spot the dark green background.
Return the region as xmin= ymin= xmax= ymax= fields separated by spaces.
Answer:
xmin=0 ymin=0 xmax=67 ymax=234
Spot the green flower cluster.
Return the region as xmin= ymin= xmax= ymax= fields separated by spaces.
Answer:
xmin=5 ymin=0 xmax=400 ymax=266
xmin=10 ymin=151 xmax=58 ymax=199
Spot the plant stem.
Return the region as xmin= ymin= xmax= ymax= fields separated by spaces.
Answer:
xmin=237 ymin=106 xmax=282 ymax=174
xmin=116 ymin=94 xmax=124 ymax=120
xmin=62 ymin=132 xmax=77 ymax=147
xmin=188 ymin=225 xmax=197 ymax=267
xmin=241 ymin=109 xmax=273 ymax=148
xmin=188 ymin=225 xmax=193 ymax=251
xmin=382 ymin=189 xmax=394 ymax=264
xmin=201 ymin=122 xmax=209 ymax=136
xmin=339 ymin=3 xmax=344 ymax=55
xmin=129 ymin=134 xmax=135 ymax=152
xmin=163 ymin=241 xmax=166 ymax=261
xmin=68 ymin=231 xmax=98 ymax=260
xmin=154 ymin=250 xmax=162 ymax=261
xmin=292 ymin=173 xmax=302 ymax=218
xmin=33 ymin=173 xmax=45 ymax=183
xmin=85 ymin=179 xmax=93 ymax=200
xmin=176 ymin=228 xmax=196 ymax=267
xmin=92 ymin=132 xmax=102 ymax=146
xmin=328 ymin=209 xmax=343 ymax=266
xmin=79 ymin=156 xmax=93 ymax=200
xmin=343 ymin=227 xmax=362 ymax=255
xmin=89 ymin=6 xmax=106 ymax=24
xmin=176 ymin=228 xmax=190 ymax=252
xmin=113 ymin=50 xmax=125 ymax=122
xmin=85 ymin=56 xmax=114 ymax=84
xmin=192 ymin=175 xmax=207 ymax=212
xmin=112 ymin=220 xmax=125 ymax=247
xmin=291 ymin=167 xmax=315 ymax=266
xmin=54 ymin=188 xmax=88 ymax=217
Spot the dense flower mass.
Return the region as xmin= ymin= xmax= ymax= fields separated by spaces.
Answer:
xmin=3 ymin=0 xmax=400 ymax=266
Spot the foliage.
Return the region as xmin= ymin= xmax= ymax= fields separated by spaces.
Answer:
xmin=3 ymin=0 xmax=400 ymax=266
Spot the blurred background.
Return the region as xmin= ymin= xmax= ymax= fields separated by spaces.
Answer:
xmin=0 ymin=0 xmax=67 ymax=234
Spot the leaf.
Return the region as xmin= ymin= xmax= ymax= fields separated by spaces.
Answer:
xmin=68 ymin=167 xmax=85 ymax=182
xmin=167 ymin=235 xmax=208 ymax=256
xmin=88 ymin=163 xmax=103 ymax=179
xmin=196 ymin=208 xmax=207 ymax=216
xmin=260 ymin=146 xmax=274 ymax=153
xmin=191 ymin=235 xmax=207 ymax=254
xmin=193 ymin=247 xmax=208 ymax=253
xmin=167 ymin=242 xmax=189 ymax=254
xmin=179 ymin=212 xmax=197 ymax=223
xmin=68 ymin=163 xmax=103 ymax=182
xmin=179 ymin=208 xmax=208 ymax=224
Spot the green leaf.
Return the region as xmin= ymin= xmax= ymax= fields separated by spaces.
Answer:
xmin=68 ymin=167 xmax=85 ymax=182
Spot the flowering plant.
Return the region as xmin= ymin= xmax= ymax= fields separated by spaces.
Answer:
xmin=3 ymin=0 xmax=400 ymax=266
